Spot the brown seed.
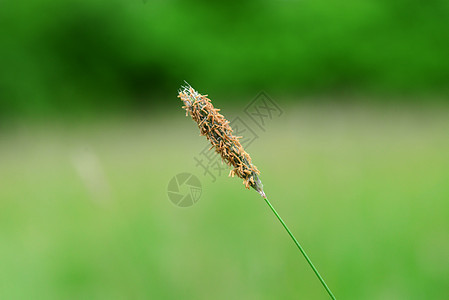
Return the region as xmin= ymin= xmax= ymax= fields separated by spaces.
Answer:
xmin=178 ymin=84 xmax=265 ymax=197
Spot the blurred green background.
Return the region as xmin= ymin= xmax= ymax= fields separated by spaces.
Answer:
xmin=1 ymin=0 xmax=448 ymax=299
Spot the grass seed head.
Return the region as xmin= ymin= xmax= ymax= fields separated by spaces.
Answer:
xmin=178 ymin=84 xmax=265 ymax=198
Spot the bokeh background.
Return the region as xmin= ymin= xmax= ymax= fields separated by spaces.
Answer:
xmin=1 ymin=0 xmax=448 ymax=299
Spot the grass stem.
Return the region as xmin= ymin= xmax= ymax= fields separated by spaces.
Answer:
xmin=263 ymin=196 xmax=336 ymax=300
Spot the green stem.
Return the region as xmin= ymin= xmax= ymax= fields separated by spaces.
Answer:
xmin=263 ymin=196 xmax=336 ymax=300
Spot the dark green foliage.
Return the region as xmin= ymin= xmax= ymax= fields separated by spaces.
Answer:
xmin=0 ymin=0 xmax=448 ymax=117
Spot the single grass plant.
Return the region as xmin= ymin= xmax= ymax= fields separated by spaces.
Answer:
xmin=178 ymin=83 xmax=336 ymax=299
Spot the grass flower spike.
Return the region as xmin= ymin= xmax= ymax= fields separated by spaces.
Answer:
xmin=177 ymin=83 xmax=336 ymax=299
xmin=178 ymin=84 xmax=265 ymax=198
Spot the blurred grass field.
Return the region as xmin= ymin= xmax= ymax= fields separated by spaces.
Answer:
xmin=1 ymin=103 xmax=448 ymax=299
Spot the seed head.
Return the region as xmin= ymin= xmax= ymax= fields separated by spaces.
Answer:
xmin=178 ymin=84 xmax=265 ymax=198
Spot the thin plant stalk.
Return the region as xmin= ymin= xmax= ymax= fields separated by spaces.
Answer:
xmin=263 ymin=196 xmax=336 ymax=300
